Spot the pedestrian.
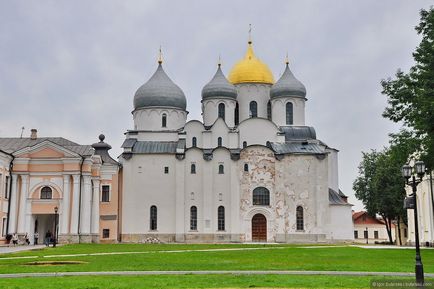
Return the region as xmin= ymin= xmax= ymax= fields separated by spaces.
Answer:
xmin=12 ymin=233 xmax=18 ymax=246
xmin=34 ymin=231 xmax=39 ymax=245
xmin=24 ymin=233 xmax=30 ymax=245
xmin=45 ymin=230 xmax=52 ymax=247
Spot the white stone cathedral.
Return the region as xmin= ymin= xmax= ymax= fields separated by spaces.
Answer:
xmin=119 ymin=40 xmax=353 ymax=243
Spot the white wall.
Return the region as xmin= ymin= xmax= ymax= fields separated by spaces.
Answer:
xmin=235 ymin=84 xmax=271 ymax=122
xmin=133 ymin=107 xmax=187 ymax=131
xmin=271 ymin=97 xmax=306 ymax=126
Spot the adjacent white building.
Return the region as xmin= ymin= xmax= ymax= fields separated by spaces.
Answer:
xmin=120 ymin=40 xmax=353 ymax=243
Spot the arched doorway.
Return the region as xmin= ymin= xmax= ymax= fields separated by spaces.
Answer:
xmin=251 ymin=213 xmax=267 ymax=242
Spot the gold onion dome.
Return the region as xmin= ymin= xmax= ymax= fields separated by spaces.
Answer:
xmin=228 ymin=42 xmax=274 ymax=85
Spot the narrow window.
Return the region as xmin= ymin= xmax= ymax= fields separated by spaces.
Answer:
xmin=150 ymin=205 xmax=157 ymax=230
xmin=218 ymin=164 xmax=224 ymax=174
xmin=374 ymin=231 xmax=379 ymax=239
xmin=164 ymin=167 xmax=169 ymax=174
xmin=244 ymin=163 xmax=249 ymax=172
xmin=101 ymin=185 xmax=110 ymax=202
xmin=249 ymin=101 xmax=257 ymax=118
xmin=253 ymin=187 xmax=270 ymax=206
xmin=267 ymin=101 xmax=272 ymax=120
xmin=218 ymin=206 xmax=225 ymax=231
xmin=102 ymin=229 xmax=110 ymax=238
xmin=286 ymin=102 xmax=293 ymax=125
xmin=192 ymin=137 xmax=197 ymax=147
xmin=218 ymin=103 xmax=225 ymax=120
xmin=242 ymin=141 xmax=247 ymax=148
xmin=40 ymin=186 xmax=52 ymax=199
xmin=191 ymin=163 xmax=196 ymax=174
xmin=1 ymin=218 xmax=6 ymax=237
xmin=404 ymin=228 xmax=408 ymax=238
xmin=364 ymin=230 xmax=368 ymax=239
xmin=190 ymin=206 xmax=197 ymax=230
xmin=354 ymin=230 xmax=358 ymax=239
xmin=162 ymin=113 xmax=167 ymax=127
xmin=296 ymin=206 xmax=304 ymax=230
xmin=4 ymin=176 xmax=9 ymax=199
xmin=234 ymin=103 xmax=239 ymax=125
xmin=217 ymin=137 xmax=222 ymax=147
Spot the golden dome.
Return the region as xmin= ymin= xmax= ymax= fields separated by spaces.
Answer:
xmin=228 ymin=42 xmax=274 ymax=85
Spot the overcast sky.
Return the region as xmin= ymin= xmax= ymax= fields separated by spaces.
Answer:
xmin=1 ymin=0 xmax=432 ymax=210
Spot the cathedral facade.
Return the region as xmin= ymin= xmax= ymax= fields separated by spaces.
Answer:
xmin=0 ymin=40 xmax=353 ymax=244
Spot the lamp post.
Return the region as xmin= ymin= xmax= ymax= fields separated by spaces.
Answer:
xmin=53 ymin=206 xmax=58 ymax=248
xmin=402 ymin=161 xmax=425 ymax=286
xmin=365 ymin=227 xmax=368 ymax=244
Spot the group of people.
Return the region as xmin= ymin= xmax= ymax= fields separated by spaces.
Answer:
xmin=10 ymin=231 xmax=54 ymax=247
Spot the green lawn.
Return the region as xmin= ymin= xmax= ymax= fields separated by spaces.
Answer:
xmin=1 ymin=244 xmax=433 ymax=288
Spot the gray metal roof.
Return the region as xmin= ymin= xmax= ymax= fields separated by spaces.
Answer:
xmin=280 ymin=126 xmax=316 ymax=141
xmin=270 ymin=64 xmax=306 ymax=99
xmin=202 ymin=65 xmax=237 ymax=100
xmin=268 ymin=142 xmax=325 ymax=155
xmin=134 ymin=64 xmax=187 ymax=110
xmin=329 ymin=188 xmax=351 ymax=206
xmin=91 ymin=135 xmax=118 ymax=165
xmin=0 ymin=137 xmax=93 ymax=156
xmin=121 ymin=138 xmax=137 ymax=149
xmin=132 ymin=141 xmax=178 ymax=154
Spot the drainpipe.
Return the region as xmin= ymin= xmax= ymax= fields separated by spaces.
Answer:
xmin=430 ymin=171 xmax=434 ymax=243
xmin=77 ymin=157 xmax=84 ymax=235
xmin=3 ymin=150 xmax=14 ymax=235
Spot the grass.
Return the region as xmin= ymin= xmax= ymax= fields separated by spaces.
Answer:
xmin=1 ymin=244 xmax=434 ymax=288
xmin=2 ymin=274 xmax=433 ymax=289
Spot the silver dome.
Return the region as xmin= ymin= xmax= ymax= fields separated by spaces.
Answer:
xmin=270 ymin=64 xmax=306 ymax=99
xmin=202 ymin=65 xmax=237 ymax=100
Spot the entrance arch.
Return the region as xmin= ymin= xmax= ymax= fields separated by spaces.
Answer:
xmin=251 ymin=213 xmax=267 ymax=242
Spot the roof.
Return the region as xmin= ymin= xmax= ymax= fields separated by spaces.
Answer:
xmin=202 ymin=65 xmax=237 ymax=100
xmin=0 ymin=137 xmax=93 ymax=156
xmin=268 ymin=142 xmax=325 ymax=155
xmin=270 ymin=63 xmax=306 ymax=99
xmin=329 ymin=188 xmax=351 ymax=206
xmin=352 ymin=211 xmax=389 ymax=225
xmin=280 ymin=126 xmax=316 ymax=141
xmin=91 ymin=134 xmax=118 ymax=165
xmin=132 ymin=141 xmax=178 ymax=154
xmin=133 ymin=63 xmax=186 ymax=110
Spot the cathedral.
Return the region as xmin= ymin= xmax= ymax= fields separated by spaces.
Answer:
xmin=0 ymin=38 xmax=353 ymax=244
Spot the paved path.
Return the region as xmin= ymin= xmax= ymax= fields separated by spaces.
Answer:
xmin=1 ymin=270 xmax=433 ymax=279
xmin=0 ymin=245 xmax=46 ymax=254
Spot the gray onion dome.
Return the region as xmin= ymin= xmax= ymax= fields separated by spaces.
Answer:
xmin=134 ymin=64 xmax=187 ymax=110
xmin=202 ymin=65 xmax=237 ymax=99
xmin=270 ymin=63 xmax=306 ymax=99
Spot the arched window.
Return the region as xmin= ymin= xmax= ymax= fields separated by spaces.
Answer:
xmin=162 ymin=113 xmax=167 ymax=127
xmin=242 ymin=141 xmax=247 ymax=148
xmin=218 ymin=164 xmax=224 ymax=174
xmin=192 ymin=137 xmax=197 ymax=147
xmin=249 ymin=101 xmax=258 ymax=118
xmin=286 ymin=102 xmax=293 ymax=125
xmin=190 ymin=206 xmax=197 ymax=230
xmin=253 ymin=187 xmax=270 ymax=206
xmin=218 ymin=206 xmax=225 ymax=231
xmin=234 ymin=103 xmax=239 ymax=125
xmin=40 ymin=186 xmax=52 ymax=199
xmin=217 ymin=137 xmax=222 ymax=147
xmin=267 ymin=101 xmax=272 ymax=120
xmin=218 ymin=103 xmax=225 ymax=120
xmin=191 ymin=163 xmax=196 ymax=174
xmin=150 ymin=205 xmax=157 ymax=230
xmin=244 ymin=163 xmax=249 ymax=172
xmin=296 ymin=206 xmax=304 ymax=230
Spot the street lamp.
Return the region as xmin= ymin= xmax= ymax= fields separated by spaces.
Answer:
xmin=53 ymin=206 xmax=58 ymax=248
xmin=402 ymin=161 xmax=426 ymax=286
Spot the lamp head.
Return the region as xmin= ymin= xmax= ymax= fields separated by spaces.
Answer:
xmin=54 ymin=206 xmax=58 ymax=214
xmin=415 ymin=161 xmax=426 ymax=178
xmin=401 ymin=164 xmax=412 ymax=180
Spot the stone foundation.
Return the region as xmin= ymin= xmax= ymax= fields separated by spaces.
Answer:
xmin=79 ymin=234 xmax=93 ymax=243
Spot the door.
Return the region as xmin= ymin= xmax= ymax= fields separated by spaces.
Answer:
xmin=252 ymin=214 xmax=267 ymax=242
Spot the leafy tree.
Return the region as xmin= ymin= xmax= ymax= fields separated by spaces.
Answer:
xmin=381 ymin=7 xmax=434 ymax=169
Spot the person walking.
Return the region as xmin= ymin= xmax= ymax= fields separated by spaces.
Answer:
xmin=12 ymin=233 xmax=18 ymax=246
xmin=24 ymin=233 xmax=30 ymax=245
xmin=34 ymin=232 xmax=39 ymax=245
xmin=45 ymin=230 xmax=52 ymax=247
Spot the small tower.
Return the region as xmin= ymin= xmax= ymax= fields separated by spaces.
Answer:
xmin=228 ymin=37 xmax=274 ymax=123
xmin=270 ymin=59 xmax=306 ymax=126
xmin=133 ymin=52 xmax=187 ymax=131
xmin=201 ymin=62 xmax=237 ymax=127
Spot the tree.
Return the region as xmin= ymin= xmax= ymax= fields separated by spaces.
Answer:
xmin=381 ymin=7 xmax=434 ymax=169
xmin=353 ymin=149 xmax=408 ymax=244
